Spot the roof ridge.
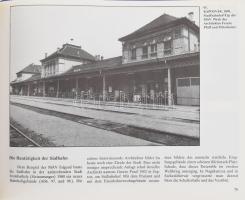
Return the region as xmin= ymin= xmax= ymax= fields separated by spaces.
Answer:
xmin=99 ymin=56 xmax=122 ymax=62
xmin=16 ymin=63 xmax=41 ymax=74
xmin=59 ymin=44 xmax=67 ymax=54
xmin=41 ymin=43 xmax=95 ymax=62
xmin=119 ymin=13 xmax=178 ymax=41
xmin=72 ymin=56 xmax=122 ymax=68
xmin=63 ymin=43 xmax=81 ymax=49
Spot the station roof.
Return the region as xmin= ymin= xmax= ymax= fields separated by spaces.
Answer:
xmin=11 ymin=74 xmax=41 ymax=85
xmin=40 ymin=43 xmax=96 ymax=62
xmin=119 ymin=14 xmax=199 ymax=41
xmin=11 ymin=52 xmax=199 ymax=85
xmin=16 ymin=63 xmax=41 ymax=75
xmin=66 ymin=56 xmax=123 ymax=75
xmin=65 ymin=51 xmax=199 ymax=76
xmin=25 ymin=74 xmax=42 ymax=82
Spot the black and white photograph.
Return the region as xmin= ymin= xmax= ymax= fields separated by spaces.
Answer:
xmin=9 ymin=5 xmax=200 ymax=147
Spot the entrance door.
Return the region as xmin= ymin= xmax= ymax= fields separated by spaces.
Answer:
xmin=176 ymin=77 xmax=200 ymax=106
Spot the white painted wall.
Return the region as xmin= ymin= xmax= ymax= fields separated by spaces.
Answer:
xmin=41 ymin=58 xmax=58 ymax=77
xmin=157 ymin=42 xmax=164 ymax=58
xmin=182 ymin=26 xmax=188 ymax=37
xmin=41 ymin=57 xmax=83 ymax=77
xmin=189 ymin=29 xmax=199 ymax=51
xmin=17 ymin=73 xmax=33 ymax=81
xmin=173 ymin=37 xmax=189 ymax=54
xmin=136 ymin=48 xmax=142 ymax=60
xmin=41 ymin=66 xmax=45 ymax=77
xmin=58 ymin=58 xmax=83 ymax=74
xmin=123 ymin=50 xmax=129 ymax=63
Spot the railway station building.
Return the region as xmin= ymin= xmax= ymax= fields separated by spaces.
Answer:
xmin=11 ymin=13 xmax=200 ymax=106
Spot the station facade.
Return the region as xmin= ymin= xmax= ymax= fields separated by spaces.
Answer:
xmin=11 ymin=13 xmax=200 ymax=106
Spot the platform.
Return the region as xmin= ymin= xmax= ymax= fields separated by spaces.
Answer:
xmin=10 ymin=95 xmax=200 ymax=138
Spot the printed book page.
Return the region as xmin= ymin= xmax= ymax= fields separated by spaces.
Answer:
xmin=0 ymin=0 xmax=244 ymax=199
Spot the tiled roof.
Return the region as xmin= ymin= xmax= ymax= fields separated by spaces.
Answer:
xmin=16 ymin=63 xmax=41 ymax=74
xmin=119 ymin=14 xmax=199 ymax=41
xmin=40 ymin=43 xmax=95 ymax=62
xmin=11 ymin=74 xmax=41 ymax=85
xmin=64 ymin=52 xmax=199 ymax=76
xmin=66 ymin=56 xmax=122 ymax=75
xmin=134 ymin=14 xmax=177 ymax=34
xmin=25 ymin=74 xmax=42 ymax=82
xmin=10 ymin=78 xmax=18 ymax=84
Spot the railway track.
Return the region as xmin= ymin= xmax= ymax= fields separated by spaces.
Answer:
xmin=10 ymin=102 xmax=200 ymax=146
xmin=10 ymin=124 xmax=41 ymax=147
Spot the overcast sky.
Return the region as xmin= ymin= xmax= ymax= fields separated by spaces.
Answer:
xmin=10 ymin=5 xmax=199 ymax=81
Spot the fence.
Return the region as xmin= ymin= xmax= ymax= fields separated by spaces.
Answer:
xmin=77 ymin=91 xmax=175 ymax=107
xmin=16 ymin=90 xmax=175 ymax=107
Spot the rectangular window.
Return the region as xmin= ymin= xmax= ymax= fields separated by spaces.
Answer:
xmin=174 ymin=28 xmax=182 ymax=38
xmin=142 ymin=46 xmax=148 ymax=59
xmin=108 ymin=86 xmax=112 ymax=93
xmin=45 ymin=66 xmax=48 ymax=76
xmin=131 ymin=48 xmax=136 ymax=60
xmin=51 ymin=61 xmax=55 ymax=75
xmin=150 ymin=44 xmax=157 ymax=57
xmin=56 ymin=65 xmax=59 ymax=73
xmin=177 ymin=78 xmax=190 ymax=87
xmin=164 ymin=40 xmax=172 ymax=55
xmin=191 ymin=77 xmax=200 ymax=86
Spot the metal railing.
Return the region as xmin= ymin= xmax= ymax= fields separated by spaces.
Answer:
xmin=77 ymin=91 xmax=175 ymax=107
xmin=15 ymin=90 xmax=175 ymax=108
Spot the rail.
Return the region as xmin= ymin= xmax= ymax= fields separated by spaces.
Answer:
xmin=10 ymin=124 xmax=41 ymax=147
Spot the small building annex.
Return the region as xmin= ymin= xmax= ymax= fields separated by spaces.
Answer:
xmin=11 ymin=13 xmax=200 ymax=106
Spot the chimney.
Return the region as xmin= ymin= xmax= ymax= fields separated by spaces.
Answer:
xmin=95 ymin=55 xmax=101 ymax=61
xmin=187 ymin=12 xmax=195 ymax=23
xmin=45 ymin=53 xmax=48 ymax=58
